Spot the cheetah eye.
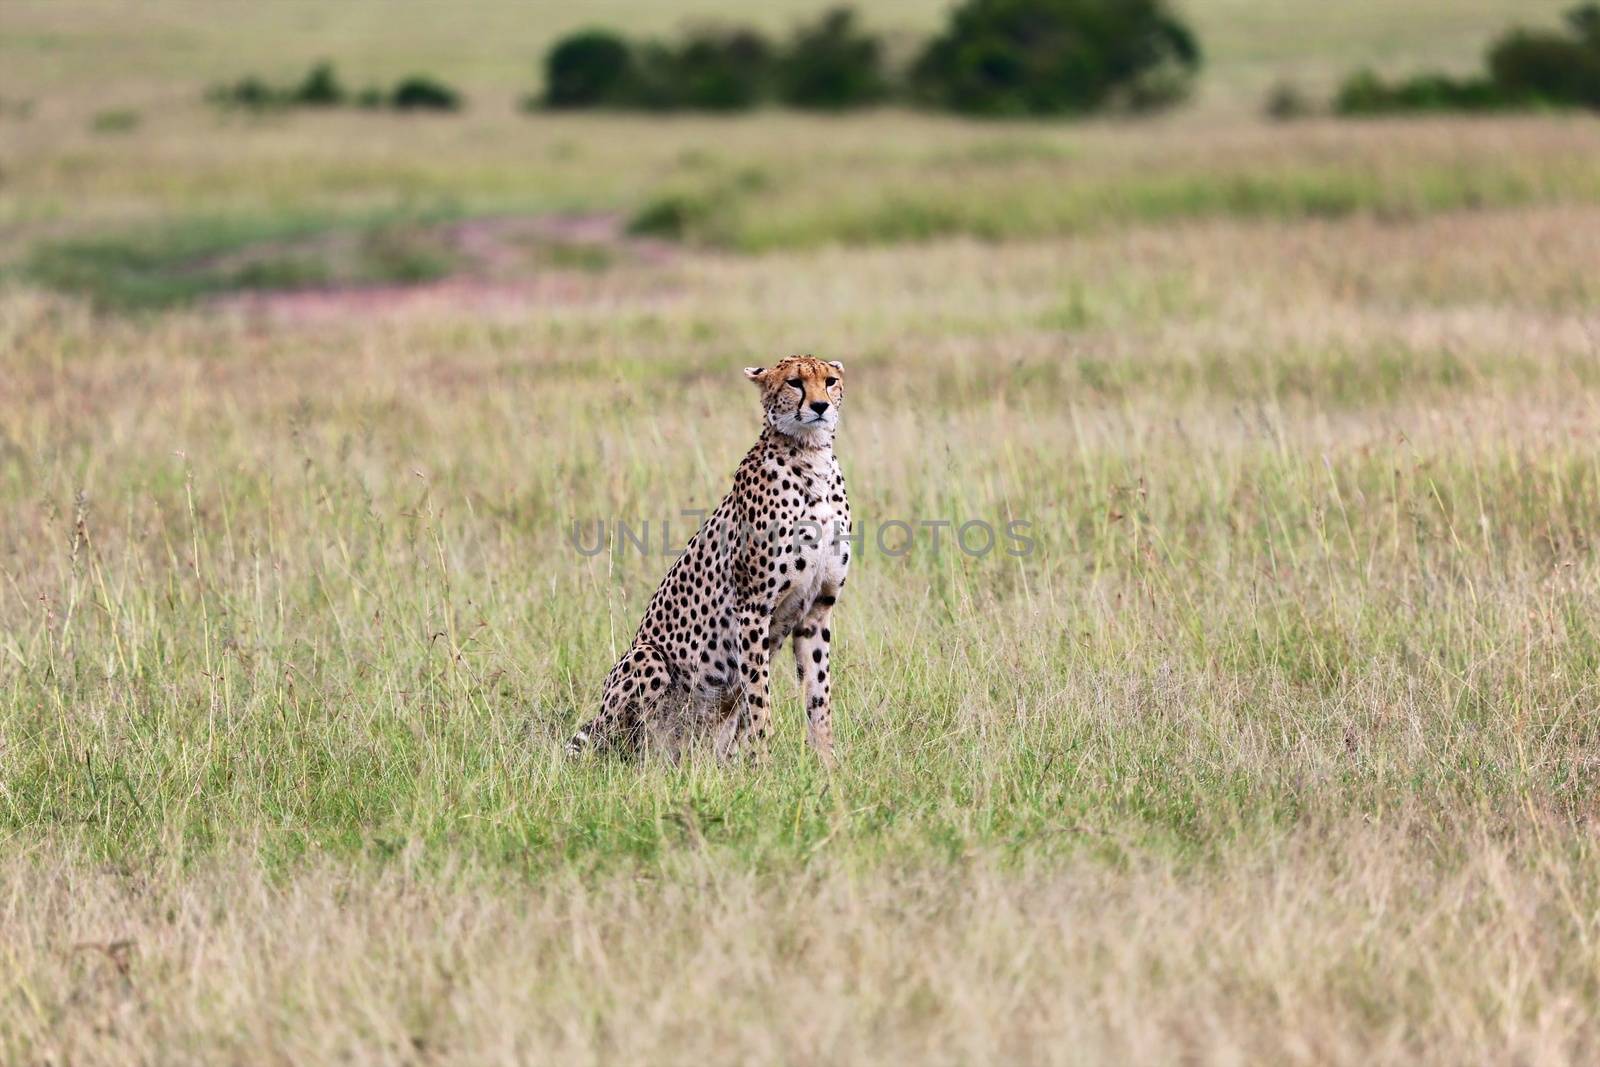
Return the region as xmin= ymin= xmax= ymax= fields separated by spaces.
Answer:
xmin=824 ymin=377 xmax=837 ymax=387
xmin=786 ymin=378 xmax=804 ymax=389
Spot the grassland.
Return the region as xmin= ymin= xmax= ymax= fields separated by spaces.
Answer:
xmin=9 ymin=197 xmax=1600 ymax=1062
xmin=6 ymin=1 xmax=1600 ymax=1064
xmin=9 ymin=113 xmax=1600 ymax=303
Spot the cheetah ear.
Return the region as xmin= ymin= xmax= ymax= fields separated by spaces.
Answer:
xmin=825 ymin=360 xmax=844 ymax=373
xmin=743 ymin=366 xmax=765 ymax=383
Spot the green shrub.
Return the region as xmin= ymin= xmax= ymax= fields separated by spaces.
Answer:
xmin=1574 ymin=1 xmax=1600 ymax=40
xmin=662 ymin=26 xmax=775 ymax=110
xmin=90 ymin=109 xmax=141 ymax=133
xmin=627 ymin=194 xmax=713 ymax=238
xmin=390 ymin=76 xmax=462 ymax=111
xmin=776 ymin=7 xmax=889 ymax=110
xmin=1334 ymin=4 xmax=1600 ymax=116
xmin=206 ymin=63 xmax=461 ymax=114
xmin=533 ymin=2 xmax=1202 ymax=116
xmin=1331 ymin=70 xmax=1386 ymax=115
xmin=1488 ymin=29 xmax=1600 ymax=108
xmin=622 ymin=43 xmax=690 ymax=110
xmin=626 ymin=168 xmax=768 ymax=241
xmin=538 ymin=12 xmax=887 ymax=112
xmin=543 ymin=30 xmax=636 ymax=108
xmin=207 ymin=75 xmax=283 ymax=110
xmin=908 ymin=0 xmax=1201 ymax=116
xmin=292 ymin=61 xmax=346 ymax=107
xmin=1334 ymin=69 xmax=1519 ymax=115
xmin=1487 ymin=4 xmax=1600 ymax=110
xmin=1263 ymin=81 xmax=1312 ymax=121
xmin=207 ymin=63 xmax=345 ymax=111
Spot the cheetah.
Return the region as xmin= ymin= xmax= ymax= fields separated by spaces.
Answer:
xmin=566 ymin=355 xmax=852 ymax=765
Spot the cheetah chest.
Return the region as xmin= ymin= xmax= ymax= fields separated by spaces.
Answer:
xmin=767 ymin=465 xmax=849 ymax=640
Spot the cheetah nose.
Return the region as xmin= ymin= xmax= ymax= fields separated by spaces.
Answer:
xmin=810 ymin=401 xmax=830 ymax=415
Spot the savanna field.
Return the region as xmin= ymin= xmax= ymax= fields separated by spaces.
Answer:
xmin=5 ymin=1 xmax=1600 ymax=1062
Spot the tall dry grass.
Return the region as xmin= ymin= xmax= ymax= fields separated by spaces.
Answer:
xmin=8 ymin=817 xmax=1598 ymax=1065
xmin=5 ymin=188 xmax=1600 ymax=1060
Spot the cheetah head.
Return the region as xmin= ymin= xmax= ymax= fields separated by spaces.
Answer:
xmin=743 ymin=355 xmax=844 ymax=441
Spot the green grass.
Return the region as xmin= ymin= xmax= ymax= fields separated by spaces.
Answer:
xmin=15 ymin=113 xmax=1600 ymax=309
xmin=7 ymin=4 xmax=1600 ymax=1061
xmin=20 ymin=211 xmax=460 ymax=308
xmin=88 ymin=107 xmax=140 ymax=133
xmin=711 ymin=158 xmax=1598 ymax=249
xmin=9 ymin=186 xmax=1600 ymax=1061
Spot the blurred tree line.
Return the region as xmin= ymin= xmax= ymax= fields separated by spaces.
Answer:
xmin=209 ymin=62 xmax=462 ymax=112
xmin=540 ymin=0 xmax=1200 ymax=116
xmin=1335 ymin=4 xmax=1600 ymax=115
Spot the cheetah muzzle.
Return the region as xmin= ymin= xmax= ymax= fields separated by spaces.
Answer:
xmin=566 ymin=355 xmax=851 ymax=765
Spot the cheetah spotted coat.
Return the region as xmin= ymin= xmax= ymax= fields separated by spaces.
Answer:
xmin=567 ymin=355 xmax=851 ymax=763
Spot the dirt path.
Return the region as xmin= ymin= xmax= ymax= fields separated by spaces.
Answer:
xmin=215 ymin=212 xmax=680 ymax=323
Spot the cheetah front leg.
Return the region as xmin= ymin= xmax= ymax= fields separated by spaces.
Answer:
xmin=791 ymin=592 xmax=839 ymax=767
xmin=733 ymin=603 xmax=775 ymax=763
